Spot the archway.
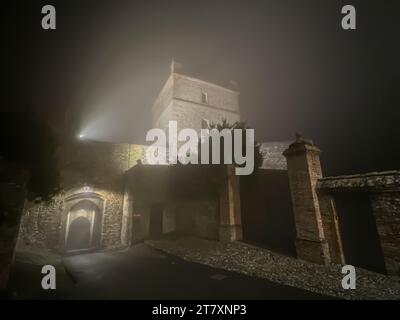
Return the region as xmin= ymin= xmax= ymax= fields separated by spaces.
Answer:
xmin=66 ymin=216 xmax=91 ymax=251
xmin=65 ymin=200 xmax=102 ymax=252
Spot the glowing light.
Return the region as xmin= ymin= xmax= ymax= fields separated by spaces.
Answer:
xmin=79 ymin=133 xmax=85 ymax=139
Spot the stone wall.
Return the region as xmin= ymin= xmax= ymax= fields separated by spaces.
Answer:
xmin=259 ymin=141 xmax=290 ymax=170
xmin=285 ymin=135 xmax=399 ymax=275
xmin=317 ymin=171 xmax=400 ymax=192
xmin=370 ymin=192 xmax=400 ymax=275
xmin=156 ymin=99 xmax=241 ymax=134
xmin=20 ymin=194 xmax=64 ymax=250
xmin=131 ymin=206 xmax=150 ymax=244
xmin=173 ymin=74 xmax=239 ymax=113
xmin=318 ymin=171 xmax=400 ymax=275
xmin=153 ymin=72 xmax=240 ymax=134
xmin=175 ymin=198 xmax=219 ymax=240
xmin=126 ymin=164 xmax=242 ymax=243
xmin=17 ymin=141 xmax=146 ymax=253
xmin=162 ymin=203 xmax=176 ymax=234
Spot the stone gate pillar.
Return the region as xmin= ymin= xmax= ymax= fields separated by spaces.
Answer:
xmin=283 ymin=134 xmax=344 ymax=265
xmin=219 ymin=165 xmax=243 ymax=242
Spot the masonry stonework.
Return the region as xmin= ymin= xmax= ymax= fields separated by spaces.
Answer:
xmin=260 ymin=142 xmax=290 ymax=170
xmin=318 ymin=171 xmax=400 ymax=275
xmin=152 ymin=63 xmax=240 ymax=134
xmin=17 ymin=141 xmax=146 ymax=253
xmin=219 ymin=165 xmax=243 ymax=242
xmin=283 ymin=136 xmax=344 ymax=265
xmin=15 ymin=63 xmax=398 ymax=279
xmin=370 ymin=192 xmax=400 ymax=275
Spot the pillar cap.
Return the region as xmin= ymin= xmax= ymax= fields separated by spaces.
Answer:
xmin=283 ymin=132 xmax=321 ymax=157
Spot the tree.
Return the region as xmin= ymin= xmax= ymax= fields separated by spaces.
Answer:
xmin=201 ymin=119 xmax=263 ymax=173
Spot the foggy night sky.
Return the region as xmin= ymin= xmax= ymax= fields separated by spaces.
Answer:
xmin=6 ymin=0 xmax=400 ymax=176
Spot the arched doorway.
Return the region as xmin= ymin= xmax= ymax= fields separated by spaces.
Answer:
xmin=65 ymin=200 xmax=102 ymax=252
xmin=66 ymin=216 xmax=91 ymax=251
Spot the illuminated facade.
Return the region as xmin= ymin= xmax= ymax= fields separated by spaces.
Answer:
xmin=152 ymin=61 xmax=241 ymax=134
xmin=17 ymin=62 xmax=288 ymax=254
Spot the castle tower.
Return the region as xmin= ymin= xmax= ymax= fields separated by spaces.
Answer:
xmin=152 ymin=61 xmax=241 ymax=134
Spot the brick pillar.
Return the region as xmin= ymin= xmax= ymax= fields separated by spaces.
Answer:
xmin=219 ymin=165 xmax=243 ymax=242
xmin=283 ymin=134 xmax=344 ymax=265
xmin=370 ymin=191 xmax=400 ymax=275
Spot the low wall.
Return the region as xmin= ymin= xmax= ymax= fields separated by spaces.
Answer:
xmin=126 ymin=164 xmax=242 ymax=243
xmin=317 ymin=171 xmax=400 ymax=275
xmin=317 ymin=171 xmax=400 ymax=192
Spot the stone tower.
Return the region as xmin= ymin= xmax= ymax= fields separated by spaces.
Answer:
xmin=152 ymin=61 xmax=241 ymax=133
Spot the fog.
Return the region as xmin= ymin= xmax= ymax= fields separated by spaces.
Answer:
xmin=12 ymin=0 xmax=400 ymax=174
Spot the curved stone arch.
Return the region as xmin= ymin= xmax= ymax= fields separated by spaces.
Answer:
xmin=60 ymin=192 xmax=106 ymax=253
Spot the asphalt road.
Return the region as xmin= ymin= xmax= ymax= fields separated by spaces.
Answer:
xmin=7 ymin=244 xmax=331 ymax=299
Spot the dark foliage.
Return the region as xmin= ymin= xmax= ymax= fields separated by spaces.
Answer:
xmin=200 ymin=119 xmax=263 ymax=174
xmin=0 ymin=109 xmax=60 ymax=201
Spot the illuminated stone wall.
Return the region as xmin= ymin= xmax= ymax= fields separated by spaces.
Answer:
xmin=260 ymin=141 xmax=291 ymax=170
xmin=17 ymin=141 xmax=146 ymax=252
xmin=126 ymin=164 xmax=242 ymax=243
xmin=152 ymin=71 xmax=241 ymax=134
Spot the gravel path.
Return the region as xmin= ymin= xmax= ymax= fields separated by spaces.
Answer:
xmin=146 ymin=237 xmax=400 ymax=300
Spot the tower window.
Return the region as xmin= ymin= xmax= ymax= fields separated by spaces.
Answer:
xmin=201 ymin=91 xmax=208 ymax=104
